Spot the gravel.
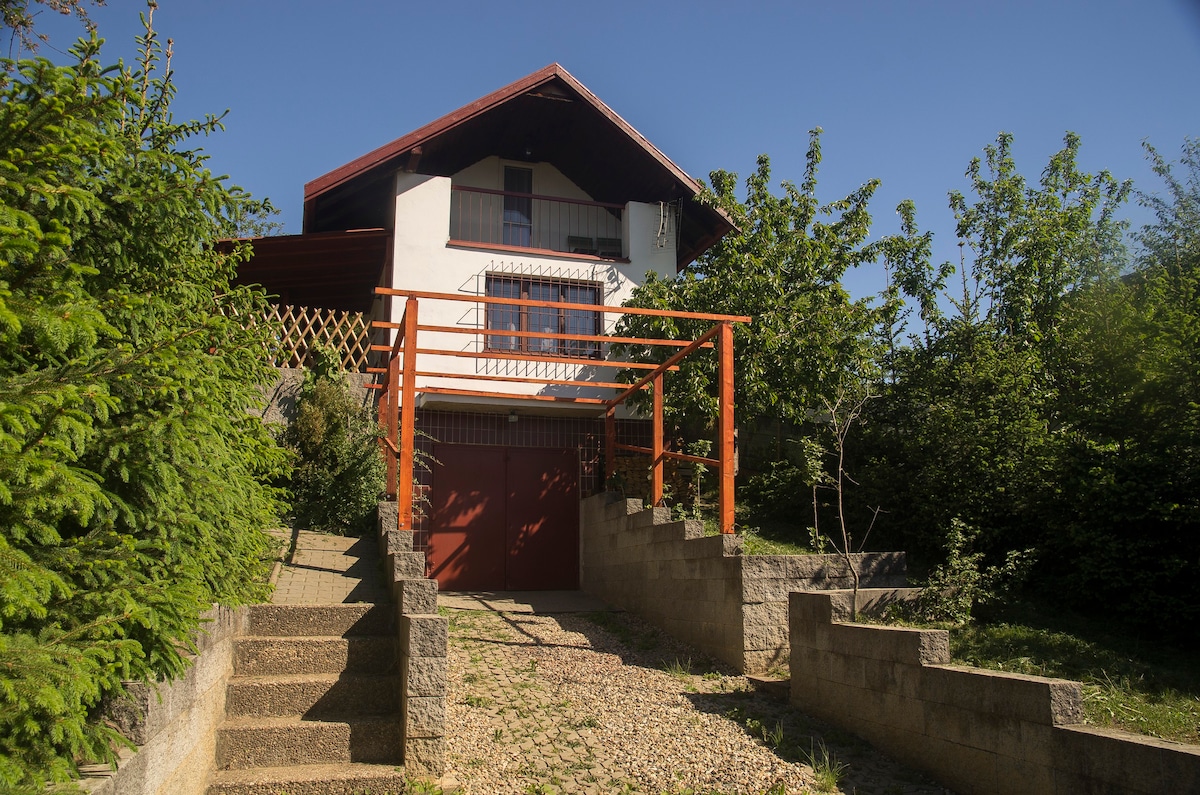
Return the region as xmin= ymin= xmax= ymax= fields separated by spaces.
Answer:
xmin=442 ymin=608 xmax=953 ymax=795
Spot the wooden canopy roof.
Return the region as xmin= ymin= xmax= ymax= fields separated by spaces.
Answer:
xmin=228 ymin=229 xmax=389 ymax=313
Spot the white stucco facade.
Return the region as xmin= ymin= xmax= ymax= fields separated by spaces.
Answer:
xmin=384 ymin=166 xmax=679 ymax=413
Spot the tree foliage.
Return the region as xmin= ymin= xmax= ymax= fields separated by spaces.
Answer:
xmin=0 ymin=19 xmax=286 ymax=789
xmin=281 ymin=347 xmax=385 ymax=535
xmin=614 ymin=129 xmax=927 ymax=438
xmin=860 ymin=133 xmax=1200 ymax=637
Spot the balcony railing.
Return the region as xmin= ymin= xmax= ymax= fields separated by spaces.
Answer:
xmin=449 ymin=186 xmax=624 ymax=258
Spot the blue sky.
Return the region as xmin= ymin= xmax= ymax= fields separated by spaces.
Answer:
xmin=32 ymin=0 xmax=1200 ymax=299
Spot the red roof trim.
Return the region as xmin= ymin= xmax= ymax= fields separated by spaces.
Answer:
xmin=303 ymin=63 xmax=708 ymax=205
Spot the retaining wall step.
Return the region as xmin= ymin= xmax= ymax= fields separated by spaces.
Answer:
xmin=206 ymin=762 xmax=407 ymax=795
xmin=234 ymin=636 xmax=394 ymax=677
xmin=245 ymin=603 xmax=393 ymax=637
xmin=225 ymin=673 xmax=398 ymax=718
xmin=216 ymin=715 xmax=402 ymax=769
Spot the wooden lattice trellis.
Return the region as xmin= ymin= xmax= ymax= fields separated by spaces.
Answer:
xmin=230 ymin=303 xmax=372 ymax=372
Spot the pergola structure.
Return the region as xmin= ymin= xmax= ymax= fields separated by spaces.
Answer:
xmin=369 ymin=287 xmax=750 ymax=536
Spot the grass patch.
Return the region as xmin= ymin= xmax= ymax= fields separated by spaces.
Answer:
xmin=662 ymin=657 xmax=693 ymax=680
xmin=802 ymin=740 xmax=847 ymax=792
xmin=734 ymin=506 xmax=823 ymax=555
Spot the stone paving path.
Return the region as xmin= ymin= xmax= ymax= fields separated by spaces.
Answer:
xmin=442 ymin=604 xmax=955 ymax=795
xmin=271 ymin=530 xmax=388 ymax=605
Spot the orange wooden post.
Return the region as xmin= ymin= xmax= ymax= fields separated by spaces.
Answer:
xmin=398 ymin=296 xmax=419 ymax=532
xmin=386 ymin=341 xmax=400 ymax=501
xmin=718 ymin=321 xmax=735 ymax=534
xmin=377 ymin=357 xmax=392 ymax=497
xmin=604 ymin=406 xmax=616 ymax=487
xmin=651 ymin=373 xmax=664 ymax=507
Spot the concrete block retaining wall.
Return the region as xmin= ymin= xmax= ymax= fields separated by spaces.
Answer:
xmin=81 ymin=606 xmax=247 ymax=795
xmin=579 ymin=493 xmax=906 ymax=673
xmin=789 ymin=589 xmax=1200 ymax=794
xmin=378 ymin=500 xmax=448 ymax=777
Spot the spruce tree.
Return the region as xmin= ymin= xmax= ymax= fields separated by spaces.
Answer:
xmin=0 ymin=18 xmax=287 ymax=790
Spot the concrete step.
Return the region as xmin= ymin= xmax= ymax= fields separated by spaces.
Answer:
xmin=245 ymin=603 xmax=392 ymax=637
xmin=216 ymin=716 xmax=402 ymax=769
xmin=225 ymin=673 xmax=397 ymax=718
xmin=234 ymin=636 xmax=394 ymax=677
xmin=206 ymin=762 xmax=407 ymax=794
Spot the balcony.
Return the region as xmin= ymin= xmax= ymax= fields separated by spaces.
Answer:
xmin=449 ymin=186 xmax=624 ymax=259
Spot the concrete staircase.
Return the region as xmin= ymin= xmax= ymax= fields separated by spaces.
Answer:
xmin=205 ymin=603 xmax=408 ymax=795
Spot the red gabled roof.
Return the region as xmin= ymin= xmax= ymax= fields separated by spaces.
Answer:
xmin=302 ymin=64 xmax=732 ymax=267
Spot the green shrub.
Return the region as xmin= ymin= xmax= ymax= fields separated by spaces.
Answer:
xmin=905 ymin=519 xmax=1036 ymax=624
xmin=281 ymin=348 xmax=385 ymax=534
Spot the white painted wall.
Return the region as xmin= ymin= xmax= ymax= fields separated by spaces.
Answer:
xmin=387 ymin=168 xmax=682 ymax=414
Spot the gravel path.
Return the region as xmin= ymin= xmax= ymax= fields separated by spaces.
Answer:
xmin=443 ymin=607 xmax=953 ymax=795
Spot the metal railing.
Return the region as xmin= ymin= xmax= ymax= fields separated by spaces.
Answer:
xmin=449 ymin=186 xmax=624 ymax=258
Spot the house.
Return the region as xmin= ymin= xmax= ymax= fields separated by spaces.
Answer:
xmin=236 ymin=64 xmax=736 ymax=592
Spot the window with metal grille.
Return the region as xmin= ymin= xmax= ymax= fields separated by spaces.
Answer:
xmin=484 ymin=274 xmax=602 ymax=358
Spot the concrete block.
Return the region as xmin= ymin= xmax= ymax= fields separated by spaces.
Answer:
xmin=600 ymin=495 xmax=641 ymax=520
xmin=649 ymin=520 xmax=691 ymax=543
xmin=827 ymin=651 xmax=867 ymax=689
xmin=861 ymin=656 xmax=901 ymax=694
xmin=377 ymin=500 xmax=399 ymax=538
xmin=615 ymin=528 xmax=646 ymax=549
xmin=395 ymin=578 xmax=437 ymax=616
xmin=403 ymin=655 xmax=448 ymax=697
xmin=922 ymin=665 xmax=1082 ymax=725
xmin=1054 ymin=724 xmax=1200 ymax=794
xmin=831 ymin=622 xmax=949 ymax=665
xmin=400 ymin=615 xmax=448 ymax=658
xmin=918 ymin=734 xmax=1000 ymax=795
xmin=391 ymin=552 xmax=427 ymax=580
xmin=402 ymin=695 xmax=445 ymax=737
xmin=788 ymin=645 xmax=826 ymax=682
xmin=925 ymin=700 xmax=1021 ymax=755
xmin=381 ymin=529 xmax=413 ymax=555
xmin=742 ymin=648 xmax=787 ymax=675
xmin=743 ymin=601 xmax=787 ymax=627
xmin=630 ymin=506 xmax=671 ymax=528
xmin=742 ymin=622 xmax=788 ymax=652
xmin=405 ymin=736 xmax=446 ymax=777
xmin=878 ymin=690 xmax=926 ymax=736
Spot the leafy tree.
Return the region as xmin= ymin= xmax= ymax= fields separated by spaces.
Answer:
xmin=860 ymin=132 xmax=1199 ymax=637
xmin=0 ymin=17 xmax=286 ymax=790
xmin=1037 ymin=138 xmax=1200 ymax=633
xmin=614 ymin=130 xmax=926 ymax=461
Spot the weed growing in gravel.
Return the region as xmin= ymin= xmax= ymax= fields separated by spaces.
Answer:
xmin=492 ymin=728 xmax=503 ymax=742
xmin=570 ymin=715 xmax=601 ymax=729
xmin=802 ymin=740 xmax=847 ymax=793
xmin=663 ymin=657 xmax=693 ymax=679
xmin=462 ymin=695 xmax=492 ymax=708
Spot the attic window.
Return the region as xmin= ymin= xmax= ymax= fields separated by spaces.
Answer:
xmin=485 ymin=274 xmax=601 ymax=359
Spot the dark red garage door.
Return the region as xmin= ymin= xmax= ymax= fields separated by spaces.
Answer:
xmin=427 ymin=445 xmax=579 ymax=591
